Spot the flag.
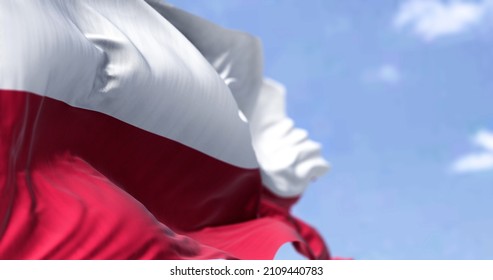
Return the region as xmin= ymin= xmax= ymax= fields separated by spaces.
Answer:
xmin=0 ymin=0 xmax=331 ymax=259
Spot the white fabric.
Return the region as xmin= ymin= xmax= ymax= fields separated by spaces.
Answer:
xmin=249 ymin=79 xmax=330 ymax=197
xmin=146 ymin=0 xmax=263 ymax=119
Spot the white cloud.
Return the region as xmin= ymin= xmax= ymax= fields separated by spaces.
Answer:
xmin=394 ymin=0 xmax=492 ymax=41
xmin=363 ymin=64 xmax=401 ymax=85
xmin=474 ymin=129 xmax=493 ymax=151
xmin=452 ymin=153 xmax=493 ymax=173
xmin=451 ymin=129 xmax=493 ymax=173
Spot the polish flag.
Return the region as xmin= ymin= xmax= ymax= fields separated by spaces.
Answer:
xmin=0 ymin=0 xmax=331 ymax=260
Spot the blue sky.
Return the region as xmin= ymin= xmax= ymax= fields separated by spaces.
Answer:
xmin=169 ymin=0 xmax=493 ymax=259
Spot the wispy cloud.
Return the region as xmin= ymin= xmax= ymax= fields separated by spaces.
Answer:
xmin=451 ymin=129 xmax=493 ymax=173
xmin=394 ymin=0 xmax=492 ymax=41
xmin=363 ymin=64 xmax=401 ymax=85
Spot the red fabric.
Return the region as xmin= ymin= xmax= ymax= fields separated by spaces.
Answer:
xmin=0 ymin=90 xmax=260 ymax=233
xmin=0 ymin=90 xmax=331 ymax=259
xmin=188 ymin=218 xmax=301 ymax=260
xmin=0 ymin=154 xmax=230 ymax=259
xmin=259 ymin=189 xmax=331 ymax=260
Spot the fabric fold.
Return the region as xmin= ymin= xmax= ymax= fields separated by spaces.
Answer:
xmin=1 ymin=0 xmax=333 ymax=260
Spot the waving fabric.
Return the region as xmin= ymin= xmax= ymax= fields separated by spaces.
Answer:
xmin=0 ymin=0 xmax=331 ymax=260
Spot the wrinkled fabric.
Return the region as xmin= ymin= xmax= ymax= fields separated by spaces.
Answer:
xmin=0 ymin=0 xmax=331 ymax=260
